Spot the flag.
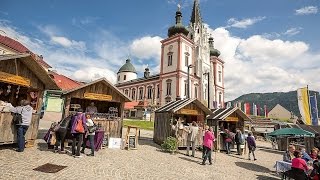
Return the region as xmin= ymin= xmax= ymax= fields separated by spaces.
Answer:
xmin=252 ymin=103 xmax=255 ymax=115
xmin=264 ymin=105 xmax=268 ymax=118
xmin=245 ymin=103 xmax=250 ymax=115
xmin=257 ymin=105 xmax=260 ymax=116
xmin=297 ymin=87 xmax=312 ymax=125
xmin=309 ymin=94 xmax=319 ymax=126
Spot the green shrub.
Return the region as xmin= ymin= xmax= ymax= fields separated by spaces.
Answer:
xmin=161 ymin=136 xmax=177 ymax=153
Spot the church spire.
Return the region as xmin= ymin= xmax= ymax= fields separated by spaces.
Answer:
xmin=190 ymin=0 xmax=202 ymax=24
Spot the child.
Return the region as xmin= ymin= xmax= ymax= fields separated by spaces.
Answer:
xmin=81 ymin=114 xmax=95 ymax=156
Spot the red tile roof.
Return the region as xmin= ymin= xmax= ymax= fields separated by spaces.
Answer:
xmin=124 ymin=101 xmax=140 ymax=109
xmin=0 ymin=35 xmax=52 ymax=68
xmin=49 ymin=71 xmax=82 ymax=91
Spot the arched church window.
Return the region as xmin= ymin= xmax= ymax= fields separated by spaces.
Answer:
xmin=147 ymin=86 xmax=152 ymax=99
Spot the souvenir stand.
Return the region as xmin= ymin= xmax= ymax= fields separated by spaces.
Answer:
xmin=62 ymin=78 xmax=131 ymax=147
xmin=206 ymin=107 xmax=252 ymax=154
xmin=153 ymin=98 xmax=212 ymax=147
xmin=0 ymin=53 xmax=59 ymax=145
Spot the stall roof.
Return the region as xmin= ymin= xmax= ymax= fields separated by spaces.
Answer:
xmin=63 ymin=78 xmax=131 ymax=102
xmin=155 ymin=98 xmax=212 ymax=115
xmin=207 ymin=107 xmax=252 ymax=121
xmin=268 ymin=128 xmax=315 ymax=137
xmin=0 ymin=53 xmax=59 ymax=90
xmin=289 ymin=124 xmax=320 ymax=135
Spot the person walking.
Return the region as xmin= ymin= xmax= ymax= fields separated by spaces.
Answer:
xmin=247 ymin=132 xmax=257 ymax=160
xmin=186 ymin=121 xmax=199 ymax=157
xmin=202 ymin=126 xmax=215 ymax=165
xmin=235 ymin=129 xmax=244 ymax=155
xmin=224 ymin=129 xmax=232 ymax=154
xmin=8 ymin=100 xmax=33 ymax=152
xmin=70 ymin=108 xmax=87 ymax=158
xmin=81 ymin=114 xmax=95 ymax=156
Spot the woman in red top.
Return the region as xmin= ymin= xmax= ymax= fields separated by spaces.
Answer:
xmin=291 ymin=150 xmax=309 ymax=180
xmin=310 ymin=148 xmax=319 ymax=160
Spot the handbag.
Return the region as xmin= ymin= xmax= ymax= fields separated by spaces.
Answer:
xmin=75 ymin=115 xmax=85 ymax=133
xmin=88 ymin=125 xmax=97 ymax=133
xmin=12 ymin=108 xmax=23 ymax=125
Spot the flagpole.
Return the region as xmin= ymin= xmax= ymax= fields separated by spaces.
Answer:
xmin=307 ymin=85 xmax=313 ymax=125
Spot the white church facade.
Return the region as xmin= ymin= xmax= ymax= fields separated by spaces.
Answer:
xmin=115 ymin=0 xmax=225 ymax=114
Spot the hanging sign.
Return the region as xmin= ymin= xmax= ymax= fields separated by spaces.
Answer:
xmin=84 ymin=92 xmax=112 ymax=101
xmin=0 ymin=71 xmax=30 ymax=87
xmin=180 ymin=109 xmax=198 ymax=115
xmin=225 ymin=116 xmax=239 ymax=121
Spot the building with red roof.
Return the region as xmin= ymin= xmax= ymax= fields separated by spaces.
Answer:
xmin=49 ymin=71 xmax=82 ymax=91
xmin=0 ymin=34 xmax=52 ymax=70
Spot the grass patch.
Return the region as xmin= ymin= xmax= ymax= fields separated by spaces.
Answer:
xmin=123 ymin=119 xmax=154 ymax=130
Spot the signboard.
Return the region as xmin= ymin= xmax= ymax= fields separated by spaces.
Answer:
xmin=83 ymin=92 xmax=112 ymax=101
xmin=108 ymin=138 xmax=122 ymax=149
xmin=180 ymin=109 xmax=198 ymax=115
xmin=128 ymin=135 xmax=137 ymax=149
xmin=0 ymin=71 xmax=30 ymax=87
xmin=225 ymin=116 xmax=239 ymax=121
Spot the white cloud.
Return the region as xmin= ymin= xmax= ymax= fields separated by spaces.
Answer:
xmin=51 ymin=36 xmax=86 ymax=50
xmin=207 ymin=25 xmax=320 ymax=101
xmin=73 ymin=67 xmax=117 ymax=83
xmin=130 ymin=36 xmax=162 ymax=60
xmin=226 ymin=16 xmax=266 ymax=29
xmin=283 ymin=27 xmax=303 ymax=36
xmin=295 ymin=6 xmax=318 ymax=15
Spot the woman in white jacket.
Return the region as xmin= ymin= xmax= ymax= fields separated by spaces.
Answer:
xmin=8 ymin=100 xmax=33 ymax=152
xmin=81 ymin=114 xmax=95 ymax=156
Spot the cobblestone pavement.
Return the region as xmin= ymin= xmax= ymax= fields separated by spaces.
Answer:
xmin=0 ymin=123 xmax=282 ymax=180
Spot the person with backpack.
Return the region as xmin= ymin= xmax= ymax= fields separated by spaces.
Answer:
xmin=235 ymin=129 xmax=244 ymax=155
xmin=70 ymin=108 xmax=87 ymax=158
xmin=81 ymin=114 xmax=96 ymax=156
xmin=8 ymin=99 xmax=33 ymax=152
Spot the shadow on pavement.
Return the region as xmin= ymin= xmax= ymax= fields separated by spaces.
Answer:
xmin=255 ymin=174 xmax=279 ymax=180
xmin=228 ymin=154 xmax=247 ymax=160
xmin=258 ymin=147 xmax=284 ymax=155
xmin=235 ymin=161 xmax=270 ymax=173
xmin=179 ymin=156 xmax=201 ymax=164
xmin=138 ymin=137 xmax=161 ymax=148
xmin=37 ymin=129 xmax=49 ymax=139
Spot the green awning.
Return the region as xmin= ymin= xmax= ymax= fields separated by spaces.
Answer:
xmin=268 ymin=128 xmax=315 ymax=137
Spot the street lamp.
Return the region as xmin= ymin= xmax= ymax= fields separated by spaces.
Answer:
xmin=187 ymin=64 xmax=194 ymax=99
xmin=203 ymin=72 xmax=210 ymax=109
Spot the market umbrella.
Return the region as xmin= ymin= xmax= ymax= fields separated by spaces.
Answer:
xmin=268 ymin=128 xmax=315 ymax=137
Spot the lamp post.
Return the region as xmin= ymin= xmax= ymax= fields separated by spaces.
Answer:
xmin=187 ymin=64 xmax=193 ymax=99
xmin=203 ymin=72 xmax=210 ymax=109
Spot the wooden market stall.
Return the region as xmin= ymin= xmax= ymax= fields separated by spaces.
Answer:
xmin=153 ymin=98 xmax=212 ymax=147
xmin=0 ymin=53 xmax=59 ymax=145
xmin=62 ymin=78 xmax=131 ymax=139
xmin=207 ymin=107 xmax=252 ymax=153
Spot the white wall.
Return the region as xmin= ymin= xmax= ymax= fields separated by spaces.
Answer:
xmin=117 ymin=72 xmax=137 ymax=83
xmin=162 ymin=41 xmax=178 ymax=74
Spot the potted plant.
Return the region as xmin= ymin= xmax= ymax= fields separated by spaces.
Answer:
xmin=161 ymin=136 xmax=178 ymax=154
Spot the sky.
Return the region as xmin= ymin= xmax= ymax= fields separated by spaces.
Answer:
xmin=0 ymin=0 xmax=319 ymax=101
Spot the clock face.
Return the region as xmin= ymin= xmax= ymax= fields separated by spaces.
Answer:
xmin=169 ymin=45 xmax=173 ymax=51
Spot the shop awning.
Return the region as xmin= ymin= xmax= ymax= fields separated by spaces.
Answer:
xmin=268 ymin=128 xmax=315 ymax=137
xmin=0 ymin=53 xmax=59 ymax=90
xmin=63 ymin=78 xmax=131 ymax=102
xmin=155 ymin=98 xmax=212 ymax=115
xmin=207 ymin=107 xmax=252 ymax=121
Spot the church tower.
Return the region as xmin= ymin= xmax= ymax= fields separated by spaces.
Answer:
xmin=188 ymin=0 xmax=211 ymax=106
xmin=159 ymin=5 xmax=200 ymax=105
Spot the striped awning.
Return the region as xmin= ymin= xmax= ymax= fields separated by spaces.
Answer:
xmin=155 ymin=98 xmax=212 ymax=115
xmin=207 ymin=107 xmax=252 ymax=121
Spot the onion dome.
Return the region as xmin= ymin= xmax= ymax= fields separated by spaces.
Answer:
xmin=118 ymin=59 xmax=137 ymax=74
xmin=168 ymin=6 xmax=189 ymax=37
xmin=209 ymin=37 xmax=220 ymax=57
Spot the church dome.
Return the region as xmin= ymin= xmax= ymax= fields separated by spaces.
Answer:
xmin=118 ymin=59 xmax=137 ymax=74
xmin=209 ymin=37 xmax=220 ymax=57
xmin=168 ymin=9 xmax=189 ymax=37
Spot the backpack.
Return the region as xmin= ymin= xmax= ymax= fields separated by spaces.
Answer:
xmin=75 ymin=115 xmax=85 ymax=133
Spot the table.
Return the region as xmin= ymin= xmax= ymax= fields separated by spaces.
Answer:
xmin=85 ymin=130 xmax=105 ymax=151
xmin=275 ymin=160 xmax=292 ymax=174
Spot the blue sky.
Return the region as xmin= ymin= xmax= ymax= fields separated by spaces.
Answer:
xmin=0 ymin=0 xmax=319 ymax=100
